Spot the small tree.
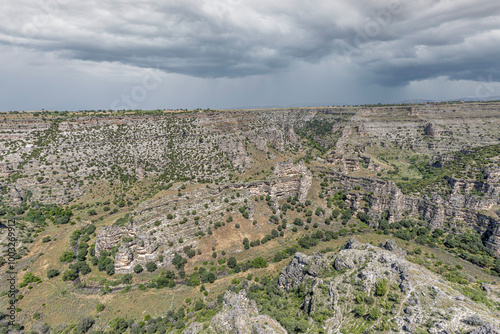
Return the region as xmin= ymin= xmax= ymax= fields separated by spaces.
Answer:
xmin=375 ymin=279 xmax=388 ymax=296
xmin=121 ymin=274 xmax=132 ymax=284
xmin=75 ymin=317 xmax=95 ymax=333
xmin=353 ymin=305 xmax=366 ymax=317
xmin=194 ymin=300 xmax=204 ymax=311
xmin=252 ymin=257 xmax=268 ymax=268
xmin=62 ymin=269 xmax=78 ymax=281
xmin=59 ymin=250 xmax=75 ymax=262
xmin=145 ymin=262 xmax=157 ymax=272
xmin=105 ymin=263 xmax=115 ymax=276
xmin=172 ymin=253 xmax=187 ymax=270
xmin=47 ymin=269 xmax=60 ymax=278
xmin=227 ymin=257 xmax=237 ymax=269
xmin=368 ymin=307 xmax=382 ymax=320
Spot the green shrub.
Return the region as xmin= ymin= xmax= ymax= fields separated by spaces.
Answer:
xmin=252 ymin=257 xmax=268 ymax=268
xmin=105 ymin=263 xmax=115 ymax=276
xmin=134 ymin=264 xmax=143 ymax=274
xmin=227 ymin=257 xmax=237 ymax=269
xmin=97 ymin=256 xmax=113 ymax=271
xmin=19 ymin=272 xmax=42 ymax=287
xmin=375 ymin=279 xmax=388 ymax=296
xmin=75 ymin=317 xmax=95 ymax=333
xmin=110 ymin=317 xmax=129 ymax=333
xmin=194 ymin=300 xmax=205 ymax=311
xmin=368 ymin=307 xmax=381 ymax=320
xmin=59 ymin=250 xmax=75 ymax=262
xmin=62 ymin=269 xmax=78 ymax=281
xmin=364 ymin=296 xmax=375 ymax=305
xmin=70 ymin=261 xmax=91 ymax=275
xmin=200 ymin=272 xmax=216 ymax=283
xmin=120 ymin=274 xmax=132 ymax=284
xmin=47 ymin=269 xmax=60 ymax=278
xmin=353 ymin=305 xmax=366 ymax=317
xmin=393 ymin=229 xmax=412 ymax=241
xmin=145 ymin=262 xmax=157 ymax=272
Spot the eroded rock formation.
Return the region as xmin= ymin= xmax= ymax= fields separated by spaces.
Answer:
xmin=209 ymin=291 xmax=287 ymax=334
xmin=277 ymin=238 xmax=500 ymax=333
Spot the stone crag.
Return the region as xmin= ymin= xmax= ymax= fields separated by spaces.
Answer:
xmin=276 ymin=238 xmax=500 ymax=333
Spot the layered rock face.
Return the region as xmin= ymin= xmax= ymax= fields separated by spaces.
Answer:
xmin=2 ymin=103 xmax=500 ymax=206
xmin=114 ymin=245 xmax=134 ymax=273
xmin=94 ymin=226 xmax=130 ymax=257
xmin=315 ymin=165 xmax=500 ymax=254
xmin=93 ymin=160 xmax=313 ymax=273
xmin=424 ymin=122 xmax=439 ymax=139
xmin=0 ymin=109 xmax=315 ymax=205
xmin=271 ymin=160 xmax=312 ymax=202
xmin=346 ymin=104 xmax=500 ymax=154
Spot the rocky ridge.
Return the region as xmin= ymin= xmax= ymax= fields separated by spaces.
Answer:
xmin=276 ymin=238 xmax=500 ymax=333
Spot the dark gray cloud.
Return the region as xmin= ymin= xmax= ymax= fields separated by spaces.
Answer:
xmin=0 ymin=0 xmax=499 ymax=110
xmin=1 ymin=0 xmax=496 ymax=84
xmin=0 ymin=0 xmax=349 ymax=77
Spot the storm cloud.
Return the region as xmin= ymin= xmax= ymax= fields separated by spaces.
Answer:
xmin=0 ymin=0 xmax=499 ymax=109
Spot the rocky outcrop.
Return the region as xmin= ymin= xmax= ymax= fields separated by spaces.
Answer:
xmin=114 ymin=245 xmax=134 ymax=274
xmin=94 ymin=226 xmax=128 ymax=257
xmin=483 ymin=216 xmax=500 ymax=255
xmin=183 ymin=322 xmax=204 ymax=334
xmin=91 ymin=158 xmax=314 ymax=274
xmin=467 ymin=323 xmax=500 ymax=334
xmin=135 ymin=238 xmax=159 ymax=260
xmin=210 ymin=160 xmax=312 ymax=203
xmin=278 ymin=252 xmax=328 ymax=291
xmin=218 ymin=138 xmax=252 ymax=172
xmin=207 ymin=291 xmax=287 ymax=334
xmin=380 ymin=239 xmax=398 ymax=251
xmin=272 ymin=160 xmax=312 ymax=203
xmin=344 ymin=236 xmax=362 ymax=249
xmin=316 ymin=168 xmax=407 ymax=222
xmin=276 ymin=239 xmax=500 ymax=333
xmin=10 ymin=186 xmax=23 ymax=206
xmin=424 ymin=122 xmax=439 ymax=138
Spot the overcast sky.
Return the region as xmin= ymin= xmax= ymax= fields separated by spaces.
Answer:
xmin=0 ymin=0 xmax=499 ymax=111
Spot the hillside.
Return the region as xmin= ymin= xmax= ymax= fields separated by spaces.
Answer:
xmin=0 ymin=103 xmax=500 ymax=333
